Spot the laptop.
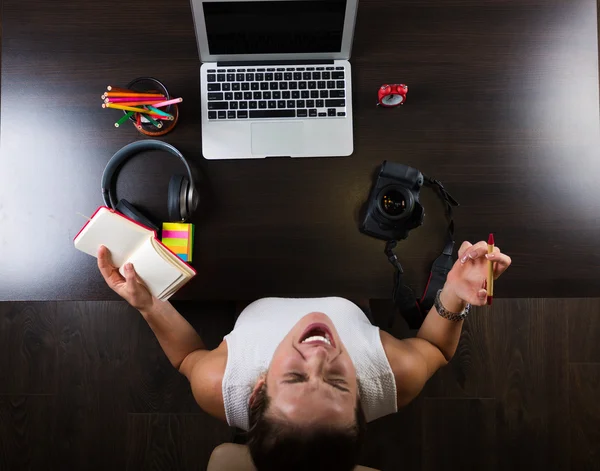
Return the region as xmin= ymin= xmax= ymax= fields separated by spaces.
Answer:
xmin=190 ymin=0 xmax=359 ymax=160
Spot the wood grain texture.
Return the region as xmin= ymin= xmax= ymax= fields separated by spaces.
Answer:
xmin=424 ymin=305 xmax=495 ymax=398
xmin=0 ymin=395 xmax=55 ymax=471
xmin=0 ymin=300 xmax=236 ymax=470
xmin=127 ymin=317 xmax=199 ymax=414
xmin=0 ymin=298 xmax=598 ymax=469
xmin=126 ymin=413 xmax=231 ymax=471
xmin=490 ymin=299 xmax=569 ymax=471
xmin=567 ymin=298 xmax=600 ymax=362
xmin=423 ymin=398 xmax=496 ymax=471
xmin=128 ymin=301 xmax=235 ymax=413
xmin=0 ymin=302 xmax=58 ymax=394
xmin=54 ymin=301 xmax=141 ymax=470
xmin=172 ymin=301 xmax=236 ymax=351
xmin=1 ymin=0 xmax=599 ymax=301
xmin=359 ymin=397 xmax=423 ymax=471
xmin=569 ymin=364 xmax=600 ymax=471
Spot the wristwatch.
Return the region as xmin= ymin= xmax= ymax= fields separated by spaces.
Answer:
xmin=434 ymin=289 xmax=471 ymax=322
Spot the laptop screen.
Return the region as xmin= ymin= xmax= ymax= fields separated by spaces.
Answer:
xmin=203 ymin=0 xmax=347 ymax=55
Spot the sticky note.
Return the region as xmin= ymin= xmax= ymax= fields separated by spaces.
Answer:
xmin=161 ymin=223 xmax=194 ymax=262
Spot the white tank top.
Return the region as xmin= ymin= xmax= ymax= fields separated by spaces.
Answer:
xmin=222 ymin=297 xmax=397 ymax=430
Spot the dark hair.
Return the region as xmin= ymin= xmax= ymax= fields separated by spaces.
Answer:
xmin=247 ymin=381 xmax=367 ymax=471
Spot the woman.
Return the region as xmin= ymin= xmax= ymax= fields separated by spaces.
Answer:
xmin=97 ymin=239 xmax=511 ymax=471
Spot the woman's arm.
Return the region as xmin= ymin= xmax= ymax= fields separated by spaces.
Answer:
xmin=412 ymin=284 xmax=468 ymax=368
xmin=139 ymin=299 xmax=207 ymax=370
xmin=382 ymin=240 xmax=512 ymax=406
xmin=416 ymin=240 xmax=511 ymax=361
xmin=97 ymin=245 xmax=206 ymax=370
xmin=97 ymin=245 xmax=227 ymax=420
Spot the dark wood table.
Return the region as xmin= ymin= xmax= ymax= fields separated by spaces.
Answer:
xmin=1 ymin=0 xmax=599 ymax=301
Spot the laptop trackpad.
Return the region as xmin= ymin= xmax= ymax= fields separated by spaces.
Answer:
xmin=251 ymin=122 xmax=304 ymax=156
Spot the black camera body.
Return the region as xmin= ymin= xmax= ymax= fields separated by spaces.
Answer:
xmin=360 ymin=161 xmax=425 ymax=241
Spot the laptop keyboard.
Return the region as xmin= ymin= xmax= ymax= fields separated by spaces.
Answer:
xmin=205 ymin=66 xmax=347 ymax=120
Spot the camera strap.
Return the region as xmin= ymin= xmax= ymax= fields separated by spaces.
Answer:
xmin=386 ymin=177 xmax=459 ymax=329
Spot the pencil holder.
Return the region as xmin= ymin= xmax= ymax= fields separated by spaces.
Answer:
xmin=125 ymin=77 xmax=179 ymax=136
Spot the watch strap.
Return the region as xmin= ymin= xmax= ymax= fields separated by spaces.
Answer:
xmin=434 ymin=289 xmax=470 ymax=322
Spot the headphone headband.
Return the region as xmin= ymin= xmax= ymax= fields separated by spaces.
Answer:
xmin=101 ymin=140 xmax=196 ymax=209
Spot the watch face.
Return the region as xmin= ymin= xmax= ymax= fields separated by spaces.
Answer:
xmin=382 ymin=94 xmax=404 ymax=106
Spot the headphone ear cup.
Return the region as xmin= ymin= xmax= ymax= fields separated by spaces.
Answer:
xmin=115 ymin=199 xmax=160 ymax=233
xmin=180 ymin=177 xmax=193 ymax=220
xmin=187 ymin=182 xmax=199 ymax=215
xmin=168 ymin=175 xmax=185 ymax=221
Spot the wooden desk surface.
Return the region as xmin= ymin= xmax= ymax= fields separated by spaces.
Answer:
xmin=1 ymin=0 xmax=599 ymax=301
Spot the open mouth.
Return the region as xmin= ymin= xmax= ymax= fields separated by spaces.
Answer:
xmin=299 ymin=323 xmax=336 ymax=348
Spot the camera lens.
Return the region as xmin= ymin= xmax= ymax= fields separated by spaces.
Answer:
xmin=376 ymin=186 xmax=414 ymax=221
xmin=381 ymin=190 xmax=406 ymax=216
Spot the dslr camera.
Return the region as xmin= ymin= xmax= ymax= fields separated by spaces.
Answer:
xmin=360 ymin=161 xmax=425 ymax=241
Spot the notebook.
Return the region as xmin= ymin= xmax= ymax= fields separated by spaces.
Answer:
xmin=74 ymin=206 xmax=196 ymax=300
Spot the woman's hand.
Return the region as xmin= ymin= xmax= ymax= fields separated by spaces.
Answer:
xmin=442 ymin=240 xmax=512 ymax=308
xmin=97 ymin=245 xmax=155 ymax=312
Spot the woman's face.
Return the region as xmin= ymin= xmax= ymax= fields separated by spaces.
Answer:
xmin=251 ymin=312 xmax=359 ymax=428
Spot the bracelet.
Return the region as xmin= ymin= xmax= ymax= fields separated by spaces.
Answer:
xmin=434 ymin=289 xmax=470 ymax=322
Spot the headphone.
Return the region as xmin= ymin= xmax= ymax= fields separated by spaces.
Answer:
xmin=101 ymin=140 xmax=199 ymax=233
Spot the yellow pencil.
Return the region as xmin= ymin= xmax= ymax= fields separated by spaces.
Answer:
xmin=103 ymin=103 xmax=155 ymax=113
xmin=487 ymin=233 xmax=494 ymax=305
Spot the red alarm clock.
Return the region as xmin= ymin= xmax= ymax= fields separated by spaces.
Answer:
xmin=378 ymin=84 xmax=408 ymax=107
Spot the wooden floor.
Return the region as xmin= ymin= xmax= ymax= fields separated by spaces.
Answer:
xmin=1 ymin=299 xmax=599 ymax=471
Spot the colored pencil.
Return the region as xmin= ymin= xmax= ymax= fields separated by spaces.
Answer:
xmin=105 ymin=97 xmax=166 ymax=104
xmin=151 ymin=97 xmax=183 ymax=108
xmin=147 ymin=114 xmax=174 ymax=121
xmin=136 ymin=113 xmax=142 ymax=129
xmin=106 ymin=101 xmax=168 ymax=106
xmin=104 ymin=103 xmax=157 ymax=113
xmin=107 ymin=86 xmax=134 ymax=92
xmin=142 ymin=113 xmax=169 ymax=119
xmin=143 ymin=114 xmax=163 ymax=128
xmin=145 ymin=105 xmax=173 ymax=117
xmin=105 ymin=92 xmax=166 ymax=98
xmin=486 ymin=233 xmax=494 ymax=305
xmin=114 ymin=111 xmax=134 ymax=127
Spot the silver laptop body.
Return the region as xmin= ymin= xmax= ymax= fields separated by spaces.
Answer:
xmin=190 ymin=0 xmax=359 ymax=159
